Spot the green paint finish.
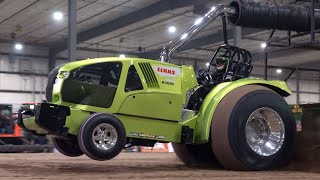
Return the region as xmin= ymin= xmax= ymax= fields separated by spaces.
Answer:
xmin=194 ymin=78 xmax=292 ymax=143
xmin=22 ymin=57 xmax=293 ymax=145
xmin=114 ymin=114 xmax=181 ymax=142
xmin=119 ymin=93 xmax=182 ymax=121
xmin=181 ymin=65 xmax=198 ymax=104
xmin=64 ymin=108 xmax=90 ymax=135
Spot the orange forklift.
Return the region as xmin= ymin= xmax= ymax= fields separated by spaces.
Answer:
xmin=0 ymin=103 xmax=52 ymax=152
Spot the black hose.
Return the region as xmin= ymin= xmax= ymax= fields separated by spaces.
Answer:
xmin=228 ymin=1 xmax=320 ymax=32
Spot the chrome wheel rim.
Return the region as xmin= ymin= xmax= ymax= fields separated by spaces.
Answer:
xmin=245 ymin=107 xmax=285 ymax=156
xmin=92 ymin=123 xmax=118 ymax=150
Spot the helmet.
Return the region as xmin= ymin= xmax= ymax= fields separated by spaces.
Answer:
xmin=215 ymin=54 xmax=229 ymax=71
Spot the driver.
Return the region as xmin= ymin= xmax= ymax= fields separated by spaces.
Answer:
xmin=211 ymin=54 xmax=229 ymax=84
xmin=189 ymin=55 xmax=229 ymax=110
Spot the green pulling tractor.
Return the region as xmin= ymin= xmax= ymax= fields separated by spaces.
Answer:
xmin=20 ymin=1 xmax=316 ymax=170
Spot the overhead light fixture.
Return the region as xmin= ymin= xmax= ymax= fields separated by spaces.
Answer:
xmin=119 ymin=54 xmax=126 ymax=58
xmin=206 ymin=63 xmax=210 ymax=67
xmin=53 ymin=11 xmax=63 ymax=21
xmin=261 ymin=42 xmax=267 ymax=48
xmin=276 ymin=69 xmax=282 ymax=74
xmin=168 ymin=26 xmax=176 ymax=33
xmin=14 ymin=43 xmax=23 ymax=50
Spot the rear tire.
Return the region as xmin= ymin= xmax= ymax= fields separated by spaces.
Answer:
xmin=172 ymin=143 xmax=219 ymax=167
xmin=211 ymin=85 xmax=296 ymax=170
xmin=78 ymin=113 xmax=126 ymax=161
xmin=52 ymin=138 xmax=83 ymax=157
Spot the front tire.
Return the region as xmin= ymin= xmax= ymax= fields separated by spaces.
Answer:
xmin=211 ymin=85 xmax=296 ymax=170
xmin=52 ymin=138 xmax=83 ymax=157
xmin=78 ymin=113 xmax=126 ymax=161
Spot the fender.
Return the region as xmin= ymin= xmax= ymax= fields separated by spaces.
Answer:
xmin=194 ymin=78 xmax=291 ymax=143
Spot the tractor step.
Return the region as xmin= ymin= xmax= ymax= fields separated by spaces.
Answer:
xmin=181 ymin=126 xmax=194 ymax=144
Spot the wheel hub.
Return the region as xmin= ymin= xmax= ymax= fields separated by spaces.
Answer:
xmin=92 ymin=123 xmax=118 ymax=150
xmin=245 ymin=107 xmax=285 ymax=156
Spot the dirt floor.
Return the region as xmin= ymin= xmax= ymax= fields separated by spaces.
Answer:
xmin=0 ymin=152 xmax=319 ymax=180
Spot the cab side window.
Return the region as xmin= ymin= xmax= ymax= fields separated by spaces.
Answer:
xmin=125 ymin=65 xmax=143 ymax=92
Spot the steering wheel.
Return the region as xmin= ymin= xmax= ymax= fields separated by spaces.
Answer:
xmin=198 ymin=69 xmax=213 ymax=86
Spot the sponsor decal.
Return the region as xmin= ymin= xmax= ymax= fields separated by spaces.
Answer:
xmin=157 ymin=67 xmax=175 ymax=75
xmin=128 ymin=132 xmax=165 ymax=140
xmin=161 ymin=78 xmax=175 ymax=85
xmin=152 ymin=65 xmax=181 ymax=77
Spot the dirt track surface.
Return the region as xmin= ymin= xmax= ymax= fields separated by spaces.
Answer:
xmin=0 ymin=152 xmax=319 ymax=180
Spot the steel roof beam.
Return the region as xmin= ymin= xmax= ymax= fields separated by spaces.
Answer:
xmin=53 ymin=0 xmax=212 ymax=53
xmin=140 ymin=28 xmax=262 ymax=59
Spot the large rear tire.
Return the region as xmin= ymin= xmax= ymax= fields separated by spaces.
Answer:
xmin=172 ymin=143 xmax=218 ymax=167
xmin=52 ymin=138 xmax=83 ymax=157
xmin=78 ymin=113 xmax=126 ymax=161
xmin=211 ymin=85 xmax=296 ymax=170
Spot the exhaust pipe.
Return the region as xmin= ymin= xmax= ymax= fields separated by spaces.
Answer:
xmin=160 ymin=4 xmax=236 ymax=62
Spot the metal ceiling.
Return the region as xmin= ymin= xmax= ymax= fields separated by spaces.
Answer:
xmin=0 ymin=0 xmax=319 ymax=69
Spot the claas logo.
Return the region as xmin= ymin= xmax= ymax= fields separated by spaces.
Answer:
xmin=157 ymin=67 xmax=175 ymax=75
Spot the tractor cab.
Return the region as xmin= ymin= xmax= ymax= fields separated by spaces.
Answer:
xmin=198 ymin=44 xmax=253 ymax=87
xmin=186 ymin=45 xmax=253 ymax=111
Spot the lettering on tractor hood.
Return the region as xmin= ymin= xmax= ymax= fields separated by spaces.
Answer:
xmin=128 ymin=132 xmax=166 ymax=140
xmin=152 ymin=65 xmax=181 ymax=77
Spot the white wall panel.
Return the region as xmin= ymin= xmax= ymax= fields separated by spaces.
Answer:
xmin=300 ymin=93 xmax=320 ymax=104
xmin=299 ymin=80 xmax=319 ymax=93
xmin=0 ymin=92 xmax=45 ymax=104
xmin=0 ymin=55 xmax=48 ymax=73
xmin=0 ymin=74 xmax=47 ymax=92
xmin=285 ymin=93 xmax=297 ymax=105
xmin=286 ymin=79 xmax=297 ymax=91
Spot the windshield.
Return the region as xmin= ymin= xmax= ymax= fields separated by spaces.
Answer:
xmin=61 ymin=62 xmax=122 ymax=108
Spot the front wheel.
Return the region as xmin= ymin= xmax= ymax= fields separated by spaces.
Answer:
xmin=211 ymin=85 xmax=296 ymax=170
xmin=78 ymin=113 xmax=126 ymax=161
xmin=52 ymin=138 xmax=83 ymax=157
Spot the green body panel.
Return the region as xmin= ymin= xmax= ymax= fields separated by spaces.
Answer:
xmin=194 ymin=78 xmax=292 ymax=143
xmin=114 ymin=114 xmax=181 ymax=142
xmin=65 ymin=108 xmax=90 ymax=135
xmin=21 ymin=57 xmax=292 ymax=144
xmin=119 ymin=93 xmax=182 ymax=121
xmin=181 ymin=65 xmax=198 ymax=104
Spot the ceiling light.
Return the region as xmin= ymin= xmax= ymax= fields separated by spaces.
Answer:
xmin=168 ymin=26 xmax=176 ymax=33
xmin=53 ymin=11 xmax=63 ymax=21
xmin=276 ymin=69 xmax=282 ymax=74
xmin=14 ymin=43 xmax=23 ymax=50
xmin=119 ymin=54 xmax=126 ymax=58
xmin=261 ymin=42 xmax=267 ymax=48
xmin=206 ymin=63 xmax=210 ymax=67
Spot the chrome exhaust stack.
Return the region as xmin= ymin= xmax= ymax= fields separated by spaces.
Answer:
xmin=160 ymin=5 xmax=236 ymax=63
